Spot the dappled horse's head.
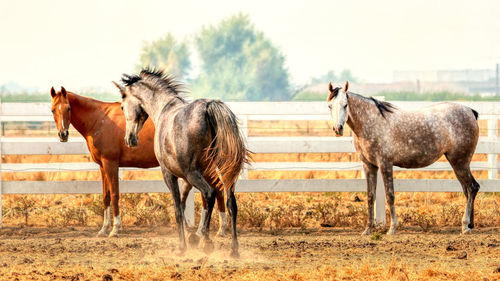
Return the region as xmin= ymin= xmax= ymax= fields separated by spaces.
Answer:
xmin=50 ymin=87 xmax=71 ymax=142
xmin=113 ymin=81 xmax=148 ymax=147
xmin=327 ymin=81 xmax=349 ymax=136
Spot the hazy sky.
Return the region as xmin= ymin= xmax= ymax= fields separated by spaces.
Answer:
xmin=1 ymin=0 xmax=499 ymax=92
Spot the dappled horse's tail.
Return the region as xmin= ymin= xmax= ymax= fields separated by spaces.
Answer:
xmin=204 ymin=100 xmax=250 ymax=191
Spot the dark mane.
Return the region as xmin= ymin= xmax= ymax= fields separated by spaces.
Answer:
xmin=348 ymin=92 xmax=396 ymax=118
xmin=369 ymin=96 xmax=395 ymax=117
xmin=121 ymin=67 xmax=185 ymax=96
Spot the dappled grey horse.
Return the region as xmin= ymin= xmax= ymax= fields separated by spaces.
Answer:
xmin=116 ymin=68 xmax=249 ymax=257
xmin=327 ymin=81 xmax=480 ymax=235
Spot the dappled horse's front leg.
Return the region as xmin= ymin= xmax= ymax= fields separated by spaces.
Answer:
xmin=195 ymin=190 xmax=227 ymax=237
xmin=226 ymin=184 xmax=239 ymax=258
xmin=362 ymin=161 xmax=378 ymax=236
xmin=186 ymin=170 xmax=216 ymax=254
xmin=380 ymin=163 xmax=398 ymax=235
xmin=97 ymin=166 xmax=112 ymax=237
xmin=162 ymin=168 xmax=187 ymax=254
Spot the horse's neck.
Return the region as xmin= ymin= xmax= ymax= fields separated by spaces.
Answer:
xmin=144 ymin=95 xmax=185 ymax=126
xmin=67 ymin=92 xmax=105 ymax=137
xmin=347 ymin=94 xmax=382 ymax=138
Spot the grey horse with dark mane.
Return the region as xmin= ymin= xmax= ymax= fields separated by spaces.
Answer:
xmin=327 ymin=81 xmax=480 ymax=235
xmin=115 ymin=68 xmax=250 ymax=257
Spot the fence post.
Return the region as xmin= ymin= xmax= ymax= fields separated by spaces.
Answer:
xmin=374 ymin=170 xmax=386 ymax=226
xmin=184 ymin=181 xmax=195 ymax=227
xmin=488 ymin=116 xmax=498 ymax=180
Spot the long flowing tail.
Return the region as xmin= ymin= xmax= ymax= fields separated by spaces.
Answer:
xmin=204 ymin=100 xmax=250 ymax=191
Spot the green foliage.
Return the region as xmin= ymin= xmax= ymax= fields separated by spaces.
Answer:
xmin=137 ymin=33 xmax=191 ymax=79
xmin=193 ymin=14 xmax=291 ymax=101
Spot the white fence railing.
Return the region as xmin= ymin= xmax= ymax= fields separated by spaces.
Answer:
xmin=1 ymin=101 xmax=499 ymax=227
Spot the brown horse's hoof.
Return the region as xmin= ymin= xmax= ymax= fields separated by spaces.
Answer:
xmin=188 ymin=233 xmax=201 ymax=247
xmin=230 ymin=250 xmax=240 ymax=259
xmin=202 ymin=239 xmax=215 ymax=254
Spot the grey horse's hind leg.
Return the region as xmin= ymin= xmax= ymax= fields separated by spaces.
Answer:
xmin=161 ymin=167 xmax=187 ymax=254
xmin=362 ymin=160 xmax=378 ymax=235
xmin=226 ymin=184 xmax=239 ymax=258
xmin=380 ymin=163 xmax=397 ymax=235
xmin=185 ymin=170 xmax=217 ymax=254
xmin=447 ymin=156 xmax=479 ymax=234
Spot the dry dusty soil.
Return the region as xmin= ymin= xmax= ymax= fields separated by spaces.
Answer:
xmin=0 ymin=226 xmax=499 ymax=280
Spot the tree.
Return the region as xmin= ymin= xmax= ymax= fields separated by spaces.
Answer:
xmin=193 ymin=14 xmax=291 ymax=101
xmin=137 ymin=33 xmax=191 ymax=79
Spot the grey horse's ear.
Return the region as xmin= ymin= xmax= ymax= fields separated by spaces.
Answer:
xmin=60 ymin=86 xmax=67 ymax=98
xmin=112 ymin=81 xmax=126 ymax=97
xmin=343 ymin=81 xmax=349 ymax=92
xmin=327 ymin=82 xmax=338 ymax=102
xmin=50 ymin=87 xmax=56 ymax=98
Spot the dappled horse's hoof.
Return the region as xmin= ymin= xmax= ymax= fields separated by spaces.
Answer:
xmin=462 ymin=228 xmax=472 ymax=235
xmin=215 ymin=230 xmax=226 ymax=238
xmin=202 ymin=239 xmax=215 ymax=254
xmin=230 ymin=249 xmax=240 ymax=259
xmin=188 ymin=233 xmax=201 ymax=247
xmin=96 ymin=230 xmax=108 ymax=237
xmin=108 ymin=231 xmax=119 ymax=238
xmin=361 ymin=228 xmax=371 ymax=236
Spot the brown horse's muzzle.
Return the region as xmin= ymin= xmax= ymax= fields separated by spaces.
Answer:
xmin=58 ymin=130 xmax=69 ymax=142
xmin=125 ymin=134 xmax=138 ymax=147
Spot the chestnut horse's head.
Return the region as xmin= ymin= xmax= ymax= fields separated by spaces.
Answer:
xmin=327 ymin=81 xmax=349 ymax=136
xmin=113 ymin=81 xmax=148 ymax=147
xmin=50 ymin=87 xmax=71 ymax=142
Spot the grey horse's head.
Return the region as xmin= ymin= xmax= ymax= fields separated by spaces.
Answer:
xmin=327 ymin=81 xmax=349 ymax=136
xmin=113 ymin=81 xmax=148 ymax=147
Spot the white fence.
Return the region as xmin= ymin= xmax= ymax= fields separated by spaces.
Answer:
xmin=1 ymin=101 xmax=499 ymax=227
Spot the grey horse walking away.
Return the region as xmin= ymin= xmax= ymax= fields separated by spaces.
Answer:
xmin=327 ymin=81 xmax=480 ymax=235
xmin=115 ymin=68 xmax=250 ymax=257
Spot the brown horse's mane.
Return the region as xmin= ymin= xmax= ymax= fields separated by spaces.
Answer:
xmin=348 ymin=92 xmax=396 ymax=118
xmin=121 ymin=68 xmax=186 ymax=98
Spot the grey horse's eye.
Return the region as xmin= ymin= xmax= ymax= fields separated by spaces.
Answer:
xmin=328 ymin=105 xmax=332 ymax=109
xmin=344 ymin=104 xmax=348 ymax=109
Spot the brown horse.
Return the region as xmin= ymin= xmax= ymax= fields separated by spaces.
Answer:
xmin=117 ymin=68 xmax=249 ymax=257
xmin=50 ymin=87 xmax=228 ymax=237
xmin=327 ymin=81 xmax=480 ymax=235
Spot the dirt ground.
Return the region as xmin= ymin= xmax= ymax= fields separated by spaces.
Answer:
xmin=0 ymin=226 xmax=499 ymax=281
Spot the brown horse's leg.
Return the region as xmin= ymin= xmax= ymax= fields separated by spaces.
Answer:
xmin=226 ymin=184 xmax=239 ymax=258
xmin=185 ymin=170 xmax=216 ymax=254
xmin=362 ymin=160 xmax=378 ymax=235
xmin=102 ymin=159 xmax=121 ymax=237
xmin=97 ymin=166 xmax=112 ymax=237
xmin=447 ymin=157 xmax=480 ymax=234
xmin=161 ymin=167 xmax=187 ymax=254
xmin=180 ymin=181 xmax=195 ymax=228
xmin=215 ymin=190 xmax=227 ymax=237
xmin=380 ymin=163 xmax=397 ymax=235
xmin=195 ymin=192 xmax=209 ymax=237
